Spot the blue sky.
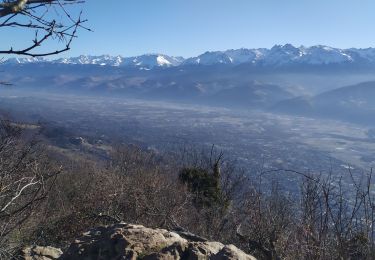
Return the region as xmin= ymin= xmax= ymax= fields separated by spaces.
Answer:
xmin=2 ymin=0 xmax=375 ymax=57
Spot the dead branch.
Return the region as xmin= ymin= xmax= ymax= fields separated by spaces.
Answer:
xmin=0 ymin=0 xmax=88 ymax=57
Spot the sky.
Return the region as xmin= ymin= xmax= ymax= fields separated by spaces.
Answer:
xmin=2 ymin=0 xmax=375 ymax=58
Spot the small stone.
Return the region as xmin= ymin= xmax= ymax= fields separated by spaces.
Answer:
xmin=20 ymin=246 xmax=62 ymax=260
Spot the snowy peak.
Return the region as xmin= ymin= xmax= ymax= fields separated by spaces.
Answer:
xmin=121 ymin=54 xmax=184 ymax=68
xmin=183 ymin=48 xmax=267 ymax=65
xmin=54 ymin=55 xmax=124 ymax=66
xmin=225 ymin=48 xmax=267 ymax=64
xmin=184 ymin=51 xmax=234 ymax=65
xmin=296 ymin=45 xmax=353 ymax=65
xmin=261 ymin=44 xmax=303 ymax=65
xmin=184 ymin=45 xmax=367 ymax=66
xmin=1 ymin=57 xmax=46 ymax=64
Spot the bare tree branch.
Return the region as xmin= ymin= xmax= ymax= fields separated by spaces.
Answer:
xmin=0 ymin=0 xmax=88 ymax=57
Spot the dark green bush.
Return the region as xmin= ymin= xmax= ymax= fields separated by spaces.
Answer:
xmin=179 ymin=167 xmax=223 ymax=209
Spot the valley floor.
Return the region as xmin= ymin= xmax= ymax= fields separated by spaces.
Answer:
xmin=0 ymin=90 xmax=373 ymax=190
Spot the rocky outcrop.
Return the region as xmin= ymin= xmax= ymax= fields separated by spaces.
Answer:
xmin=21 ymin=246 xmax=63 ymax=260
xmin=61 ymin=223 xmax=256 ymax=260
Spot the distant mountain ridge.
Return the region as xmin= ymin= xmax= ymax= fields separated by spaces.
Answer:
xmin=3 ymin=45 xmax=375 ymax=69
xmin=1 ymin=54 xmax=185 ymax=69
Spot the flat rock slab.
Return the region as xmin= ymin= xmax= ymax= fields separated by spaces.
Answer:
xmin=60 ymin=223 xmax=256 ymax=260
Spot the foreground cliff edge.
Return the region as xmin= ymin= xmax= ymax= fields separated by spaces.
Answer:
xmin=21 ymin=223 xmax=257 ymax=260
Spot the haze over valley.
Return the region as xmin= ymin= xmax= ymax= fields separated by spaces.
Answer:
xmin=2 ymin=44 xmax=375 ymax=187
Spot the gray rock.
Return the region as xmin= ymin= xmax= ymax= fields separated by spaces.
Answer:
xmin=60 ymin=223 xmax=256 ymax=260
xmin=21 ymin=246 xmax=63 ymax=260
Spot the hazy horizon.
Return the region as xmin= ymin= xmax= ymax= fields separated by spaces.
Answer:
xmin=4 ymin=44 xmax=375 ymax=60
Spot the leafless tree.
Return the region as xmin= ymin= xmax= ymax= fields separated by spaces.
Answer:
xmin=0 ymin=119 xmax=61 ymax=256
xmin=232 ymin=166 xmax=375 ymax=260
xmin=0 ymin=0 xmax=87 ymax=58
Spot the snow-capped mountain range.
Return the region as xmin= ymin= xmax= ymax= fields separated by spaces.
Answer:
xmin=3 ymin=44 xmax=375 ymax=68
xmin=1 ymin=54 xmax=185 ymax=69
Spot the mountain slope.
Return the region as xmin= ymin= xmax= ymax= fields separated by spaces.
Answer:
xmin=273 ymin=81 xmax=375 ymax=125
xmin=209 ymin=81 xmax=293 ymax=109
